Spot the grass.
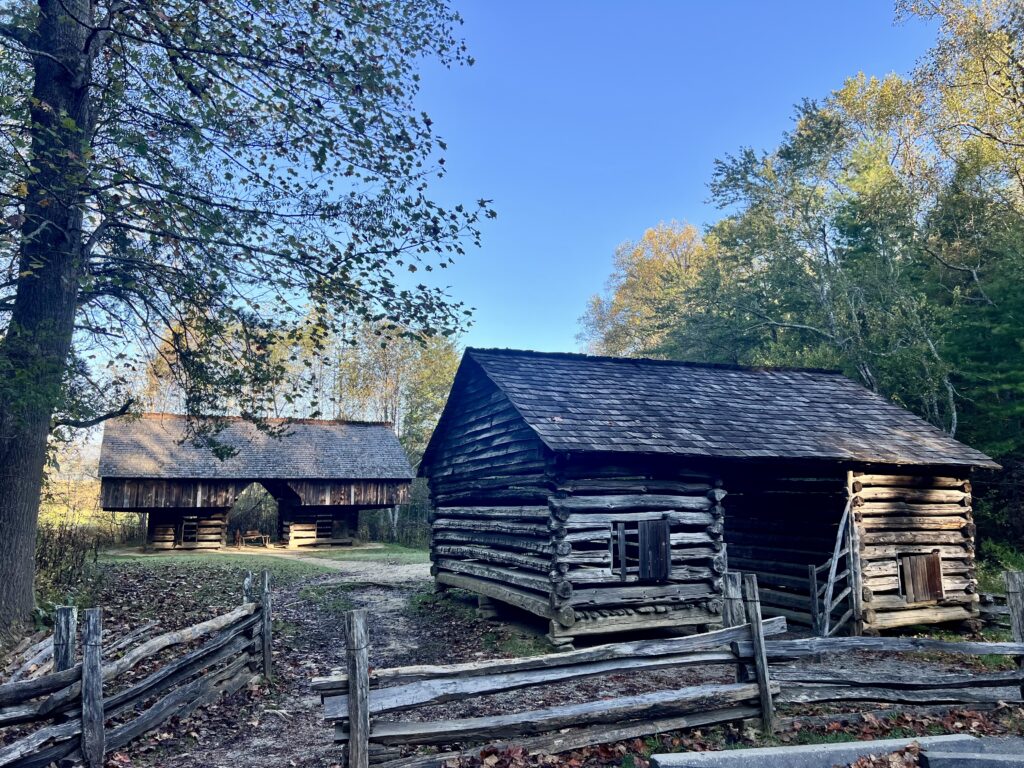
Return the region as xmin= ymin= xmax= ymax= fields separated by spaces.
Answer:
xmin=408 ymin=587 xmax=478 ymax=622
xmin=100 ymin=550 xmax=332 ymax=585
xmin=299 ymin=583 xmax=357 ymax=615
xmin=976 ymin=540 xmax=1024 ymax=594
xmin=298 ymin=542 xmax=430 ymax=564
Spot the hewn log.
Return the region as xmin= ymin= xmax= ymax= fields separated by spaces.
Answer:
xmin=860 ymin=531 xmax=969 ymax=546
xmin=551 ymin=494 xmax=712 ymax=513
xmin=432 ymin=559 xmax=565 ymax=596
xmin=866 ymin=604 xmax=975 ymax=630
xmin=562 ymin=511 xmax=714 ymax=529
xmin=432 ymin=518 xmax=558 ymax=536
xmin=433 ymin=530 xmax=570 ymax=556
xmin=855 ymin=488 xmax=968 ymax=504
xmin=335 ymin=682 xmax=773 ymax=745
xmin=856 ymin=475 xmax=968 ymax=490
xmin=432 ymin=545 xmax=555 ymax=574
xmin=566 ymin=564 xmax=713 ymax=585
xmin=434 ymin=571 xmax=576 ymax=626
xmin=434 ymin=506 xmax=550 ymax=521
xmin=555 ymin=479 xmax=713 ymax=495
xmin=859 ymin=516 xmax=969 ymax=531
xmin=568 ymin=581 xmax=719 ymax=608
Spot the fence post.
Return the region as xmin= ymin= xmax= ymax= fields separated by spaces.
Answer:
xmin=721 ymin=573 xmax=747 ymax=681
xmin=741 ymin=573 xmax=775 ymax=734
xmin=81 ymin=608 xmax=105 ymax=768
xmin=261 ymin=570 xmax=272 ymax=681
xmin=1004 ymin=571 xmax=1024 ymax=701
xmin=242 ymin=570 xmax=255 ymax=604
xmin=344 ymin=609 xmax=370 ymax=768
xmin=54 ymin=606 xmax=78 ymax=673
xmin=807 ymin=565 xmax=821 ymax=637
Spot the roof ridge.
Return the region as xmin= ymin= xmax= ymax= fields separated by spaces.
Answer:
xmin=465 ymin=347 xmax=843 ymax=375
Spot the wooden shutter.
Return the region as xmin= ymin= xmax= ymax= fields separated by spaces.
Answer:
xmin=612 ymin=518 xmax=671 ymax=583
xmin=638 ymin=518 xmax=671 ymax=583
xmin=900 ymin=551 xmax=944 ymax=602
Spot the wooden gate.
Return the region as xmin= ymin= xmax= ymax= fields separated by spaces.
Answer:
xmin=808 ymin=497 xmax=856 ymax=636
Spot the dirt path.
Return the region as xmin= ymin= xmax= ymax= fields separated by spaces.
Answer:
xmin=141 ymin=561 xmax=432 ymax=768
xmin=216 ymin=546 xmax=432 ymax=585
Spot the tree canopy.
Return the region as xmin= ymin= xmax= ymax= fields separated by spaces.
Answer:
xmin=0 ymin=0 xmax=490 ymax=634
xmin=580 ymin=0 xmax=1024 ymax=542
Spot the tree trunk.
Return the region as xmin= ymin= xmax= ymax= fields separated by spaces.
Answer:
xmin=0 ymin=0 xmax=93 ymax=637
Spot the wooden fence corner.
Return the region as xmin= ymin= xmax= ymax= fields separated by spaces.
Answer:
xmin=53 ymin=606 xmax=78 ymax=673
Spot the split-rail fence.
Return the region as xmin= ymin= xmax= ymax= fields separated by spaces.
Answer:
xmin=0 ymin=571 xmax=273 ymax=768
xmin=318 ymin=572 xmax=1024 ymax=768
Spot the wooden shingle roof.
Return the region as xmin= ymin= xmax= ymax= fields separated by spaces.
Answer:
xmin=454 ymin=348 xmax=997 ymax=470
xmin=99 ymin=414 xmax=414 ymax=480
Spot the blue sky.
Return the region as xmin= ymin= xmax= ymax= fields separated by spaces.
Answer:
xmin=415 ymin=1 xmax=937 ymax=353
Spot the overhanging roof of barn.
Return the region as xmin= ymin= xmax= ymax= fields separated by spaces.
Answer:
xmin=99 ymin=414 xmax=415 ymax=480
xmin=441 ymin=348 xmax=997 ymax=470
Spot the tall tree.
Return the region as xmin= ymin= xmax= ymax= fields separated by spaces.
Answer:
xmin=578 ymin=222 xmax=710 ymax=357
xmin=0 ymin=0 xmax=491 ymax=635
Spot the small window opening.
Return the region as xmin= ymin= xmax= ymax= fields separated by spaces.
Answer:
xmin=611 ymin=518 xmax=671 ymax=583
xmin=899 ymin=550 xmax=944 ymax=603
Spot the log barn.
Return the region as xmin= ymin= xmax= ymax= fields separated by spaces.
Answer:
xmin=98 ymin=414 xmax=413 ymax=550
xmin=419 ymin=349 xmax=998 ymax=645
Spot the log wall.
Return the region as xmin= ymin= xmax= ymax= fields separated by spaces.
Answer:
xmin=851 ymin=471 xmax=978 ymax=632
xmin=428 ymin=457 xmax=726 ymax=644
xmin=146 ymin=509 xmax=228 ymax=550
xmin=723 ymin=473 xmax=848 ymax=628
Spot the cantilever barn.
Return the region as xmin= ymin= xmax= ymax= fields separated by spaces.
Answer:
xmin=99 ymin=414 xmax=413 ymax=550
xmin=419 ymin=349 xmax=998 ymax=645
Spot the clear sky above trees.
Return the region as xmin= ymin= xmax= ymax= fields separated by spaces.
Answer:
xmin=416 ymin=0 xmax=938 ymax=351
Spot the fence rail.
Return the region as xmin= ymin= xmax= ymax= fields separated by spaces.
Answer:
xmin=316 ymin=574 xmax=783 ymax=768
xmin=0 ymin=570 xmax=272 ymax=768
xmin=317 ymin=571 xmax=1024 ymax=768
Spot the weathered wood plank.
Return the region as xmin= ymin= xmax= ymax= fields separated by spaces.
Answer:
xmin=335 ymin=682 xmax=774 ymax=744
xmin=370 ymin=706 xmax=759 ymax=768
xmin=312 ymin=616 xmax=785 ymax=693
xmin=742 ymin=574 xmax=774 ymax=732
xmin=1005 ymin=572 xmax=1024 ymax=700
xmin=737 ymin=635 xmax=1024 ymax=659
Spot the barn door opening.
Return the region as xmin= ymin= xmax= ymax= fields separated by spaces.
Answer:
xmin=611 ymin=517 xmax=671 ymax=583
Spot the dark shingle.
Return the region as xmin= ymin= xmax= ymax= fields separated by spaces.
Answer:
xmin=99 ymin=414 xmax=414 ymax=480
xmin=463 ymin=349 xmax=997 ymax=469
